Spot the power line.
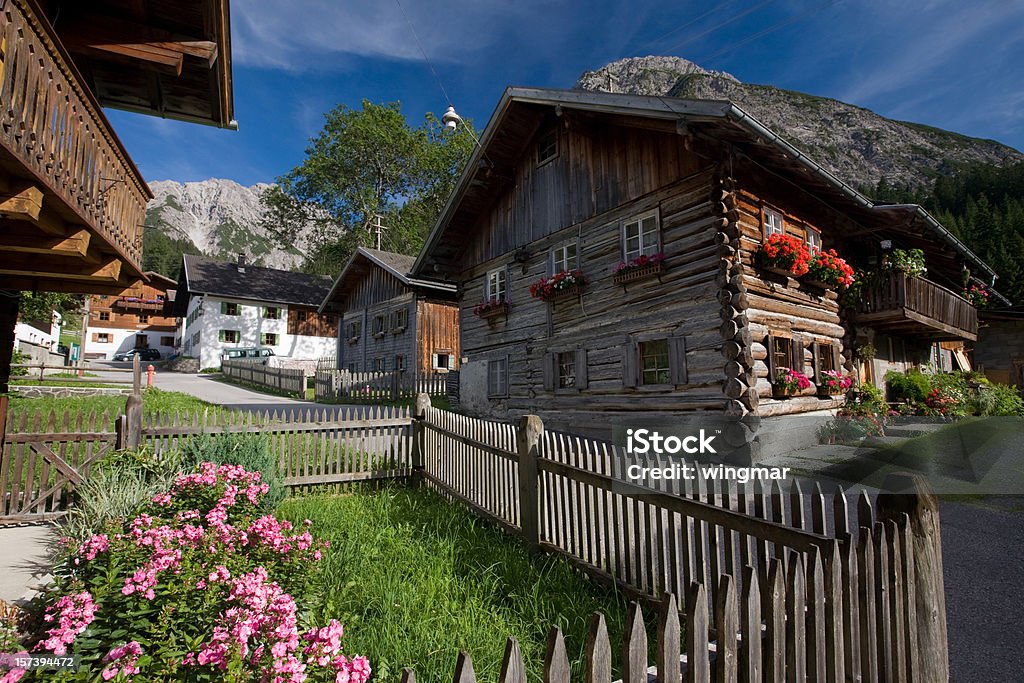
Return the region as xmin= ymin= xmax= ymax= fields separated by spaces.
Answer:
xmin=693 ymin=0 xmax=840 ymax=64
xmin=394 ymin=0 xmax=453 ymax=107
xmin=659 ymin=0 xmax=779 ymax=55
xmin=646 ymin=0 xmax=738 ymax=46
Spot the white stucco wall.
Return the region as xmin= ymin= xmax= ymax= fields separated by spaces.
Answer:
xmin=84 ymin=328 xmax=177 ymax=360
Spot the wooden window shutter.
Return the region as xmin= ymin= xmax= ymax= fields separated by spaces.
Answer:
xmin=91 ymin=333 xmax=98 ymax=342
xmin=543 ymin=352 xmax=556 ymax=392
xmin=220 ymin=302 xmax=227 ymax=314
xmin=812 ymin=341 xmax=821 ymax=380
xmin=623 ymin=339 xmax=638 ymax=388
xmin=669 ymin=334 xmax=688 ymax=385
xmin=832 ymin=344 xmax=842 ymax=373
xmin=792 ymin=336 xmax=806 ymax=374
xmin=575 ymin=346 xmax=588 ymax=389
xmin=766 ymin=334 xmax=776 ymax=379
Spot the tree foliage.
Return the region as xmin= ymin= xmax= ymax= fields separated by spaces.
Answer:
xmin=18 ymin=292 xmax=82 ymax=327
xmin=870 ymin=162 xmax=1024 ymax=305
xmin=261 ymin=100 xmax=476 ymax=275
xmin=142 ymin=228 xmax=202 ymax=279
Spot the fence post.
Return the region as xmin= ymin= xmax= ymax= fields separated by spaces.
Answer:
xmin=0 ymin=395 xmax=8 ymax=463
xmin=123 ymin=355 xmax=142 ymax=449
xmin=876 ymin=472 xmax=948 ymax=682
xmin=411 ymin=392 xmax=431 ymax=473
xmin=517 ymin=414 xmax=543 ymax=551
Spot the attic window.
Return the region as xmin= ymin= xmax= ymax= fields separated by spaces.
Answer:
xmin=763 ymin=206 xmax=785 ymax=239
xmin=536 ymin=127 xmax=558 ymax=166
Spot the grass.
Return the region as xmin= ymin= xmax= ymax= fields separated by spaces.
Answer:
xmin=319 ymin=394 xmax=452 ymax=410
xmin=278 ymin=487 xmax=648 ymax=683
xmin=4 ymin=387 xmax=231 ymax=424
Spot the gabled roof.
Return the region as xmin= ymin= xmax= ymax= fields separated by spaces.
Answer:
xmin=144 ymin=272 xmax=178 ymax=290
xmin=176 ymin=254 xmax=332 ymax=314
xmin=320 ymin=247 xmax=457 ymax=314
xmin=412 ymin=87 xmax=1007 ymax=304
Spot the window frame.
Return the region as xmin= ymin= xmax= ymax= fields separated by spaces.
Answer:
xmin=221 ymin=302 xmax=239 ymax=316
xmin=98 ymin=311 xmax=110 ymax=321
xmin=536 ymin=126 xmax=558 ymax=167
xmin=260 ymin=332 xmax=278 ymax=346
xmin=551 ymin=241 xmax=578 ymax=275
xmin=557 ymin=350 xmax=576 ymax=389
xmin=487 ymin=355 xmax=509 ymax=397
xmin=373 ymin=314 xmax=388 ymax=337
xmin=805 ymin=227 xmax=822 ymax=252
xmin=762 ymin=205 xmax=785 ymax=239
xmin=264 ymin=306 xmax=281 ymax=320
xmin=621 ymin=210 xmax=661 ymax=263
xmin=486 ymin=268 xmax=507 ymax=302
xmin=639 ymin=338 xmax=672 ymax=386
xmin=391 ymin=307 xmax=408 ymax=332
xmin=373 ymin=357 xmax=386 ymax=373
xmin=432 ymin=351 xmax=455 ymax=371
xmin=219 ymin=329 xmax=240 ymax=344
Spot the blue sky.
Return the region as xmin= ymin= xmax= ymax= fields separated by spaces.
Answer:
xmin=107 ymin=0 xmax=1024 ymax=187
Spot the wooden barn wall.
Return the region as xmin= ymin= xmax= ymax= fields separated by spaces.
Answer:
xmin=415 ymin=300 xmax=461 ymax=374
xmin=338 ymin=267 xmax=417 ymax=372
xmin=287 ymin=306 xmax=337 ymax=338
xmin=462 ymin=121 xmax=704 ymax=269
xmin=459 ymin=163 xmax=727 ymax=431
xmin=732 ymin=178 xmax=849 ymax=418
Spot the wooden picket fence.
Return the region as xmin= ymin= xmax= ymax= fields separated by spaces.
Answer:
xmin=314 ymin=364 xmax=449 ymax=403
xmin=221 ymin=359 xmax=306 ymax=395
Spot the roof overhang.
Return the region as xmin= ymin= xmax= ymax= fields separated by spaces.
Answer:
xmin=320 ymin=247 xmax=457 ymax=314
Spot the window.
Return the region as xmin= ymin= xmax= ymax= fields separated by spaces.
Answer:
xmin=805 ymin=228 xmax=822 ymax=252
xmin=486 ymin=268 xmax=507 ymax=301
xmin=221 ymin=302 xmax=239 ymax=316
xmin=373 ymin=357 xmax=385 ymax=372
xmin=139 ymin=315 xmax=149 ymax=324
xmin=488 ymin=356 xmax=508 ymax=397
xmin=815 ymin=341 xmax=838 ymax=378
xmin=92 ymin=333 xmax=111 ymax=343
xmin=219 ymin=330 xmax=240 ymax=343
xmin=639 ymin=339 xmax=671 ymax=385
xmin=536 ymin=127 xmax=558 ymax=166
xmin=296 ymin=310 xmax=307 ymax=322
xmin=264 ymin=307 xmax=280 ymax=319
xmin=347 ymin=362 xmax=358 ymax=374
xmin=192 ymin=331 xmax=200 ymax=347
xmin=395 ymin=355 xmax=406 ymax=371
xmin=391 ymin=307 xmax=408 ymax=331
xmin=772 ymin=336 xmax=793 ymax=372
xmin=622 ymin=211 xmax=660 ymax=262
xmin=763 ymin=206 xmax=785 ymax=238
xmin=261 ymin=333 xmax=278 ymax=346
xmin=98 ymin=312 xmax=110 ymax=321
xmin=160 ymin=336 xmax=175 ymax=346
xmin=432 ymin=352 xmax=454 ymax=370
xmin=557 ymin=351 xmax=576 ymax=388
xmin=373 ymin=314 xmax=387 ymax=337
xmin=551 ymin=242 xmax=578 ymax=274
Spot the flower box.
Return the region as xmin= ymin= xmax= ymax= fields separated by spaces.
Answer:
xmin=773 ymin=367 xmax=811 ymax=399
xmin=347 ymin=336 xmax=359 ymax=345
xmin=802 ymin=278 xmax=832 ymax=290
xmin=817 ymin=370 xmax=853 ymax=396
xmin=804 ymin=249 xmax=854 ymax=289
xmin=530 ymin=270 xmax=587 ymax=302
xmin=613 ymin=261 xmax=664 ymax=285
xmin=764 ymin=265 xmax=800 ymax=279
xmin=772 ymin=384 xmax=798 ymax=399
xmin=757 ymin=234 xmax=810 ymax=277
xmin=546 ymin=283 xmax=585 ymax=303
xmin=474 ymin=300 xmax=509 ymax=320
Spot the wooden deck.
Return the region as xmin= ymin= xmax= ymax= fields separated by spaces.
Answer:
xmin=857 ymin=272 xmax=978 ymax=341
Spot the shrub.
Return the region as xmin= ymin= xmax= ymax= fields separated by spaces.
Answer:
xmin=979 ymin=383 xmax=1024 ymax=416
xmin=13 ymin=463 xmax=368 ymax=683
xmin=11 ymin=349 xmax=29 ymax=377
xmin=179 ymin=432 xmax=284 ymax=509
xmin=884 ymin=369 xmax=931 ymax=403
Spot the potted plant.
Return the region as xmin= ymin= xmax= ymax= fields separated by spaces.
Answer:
xmin=803 ymin=249 xmax=855 ymax=290
xmin=473 ymin=298 xmax=509 ymax=320
xmin=773 ymin=366 xmax=811 ymax=398
xmin=530 ymin=269 xmax=586 ymax=302
xmin=756 ymin=234 xmax=810 ymax=278
xmin=883 ymin=248 xmax=927 ymax=277
xmin=962 ymin=283 xmax=990 ymax=308
xmin=817 ymin=370 xmax=853 ymax=396
xmin=612 ymin=252 xmax=665 ymax=285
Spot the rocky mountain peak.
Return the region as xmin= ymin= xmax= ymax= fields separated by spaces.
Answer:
xmin=575 ymin=55 xmax=738 ymax=94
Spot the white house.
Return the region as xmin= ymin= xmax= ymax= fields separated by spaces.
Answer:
xmin=174 ymin=254 xmax=338 ymax=369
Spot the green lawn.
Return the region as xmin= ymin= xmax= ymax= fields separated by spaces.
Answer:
xmin=4 ymin=387 xmax=230 ymax=425
xmin=278 ymin=487 xmax=647 ymax=683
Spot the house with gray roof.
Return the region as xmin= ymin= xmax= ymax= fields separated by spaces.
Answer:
xmin=174 ymin=254 xmax=338 ymax=369
xmin=319 ymin=247 xmax=459 ymax=376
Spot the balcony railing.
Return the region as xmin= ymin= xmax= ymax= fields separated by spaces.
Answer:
xmin=112 ymin=298 xmax=166 ymax=312
xmin=0 ymin=0 xmax=147 ymax=268
xmin=857 ymin=272 xmax=978 ymax=341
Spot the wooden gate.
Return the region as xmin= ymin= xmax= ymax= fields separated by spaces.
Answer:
xmin=0 ymin=400 xmax=117 ymax=522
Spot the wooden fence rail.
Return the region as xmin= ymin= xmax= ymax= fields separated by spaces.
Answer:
xmin=221 ymin=359 xmax=306 ymax=395
xmin=314 ymin=366 xmax=451 ymax=403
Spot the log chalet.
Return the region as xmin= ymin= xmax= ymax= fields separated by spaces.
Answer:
xmin=412 ymin=88 xmax=1003 ymax=452
xmin=0 ymin=0 xmax=234 ymax=390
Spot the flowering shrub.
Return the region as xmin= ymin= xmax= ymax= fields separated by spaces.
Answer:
xmin=962 ymin=283 xmax=990 ymax=307
xmin=774 ymin=367 xmax=811 ymax=394
xmin=805 ymin=249 xmax=855 ymax=288
xmin=757 ymin=234 xmax=811 ymax=276
xmin=12 ymin=463 xmax=368 ymax=682
xmin=529 ymin=269 xmax=586 ymax=300
xmin=923 ymin=387 xmax=960 ymax=417
xmin=613 ymin=252 xmax=664 ymax=276
xmin=883 ymin=248 xmax=927 ymax=277
xmin=818 ymin=370 xmax=854 ymax=394
xmin=473 ymin=298 xmax=507 ymax=316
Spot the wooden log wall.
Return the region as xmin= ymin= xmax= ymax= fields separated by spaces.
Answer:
xmin=458 ymin=165 xmax=729 ymax=429
xmin=415 ymin=299 xmax=460 ymax=375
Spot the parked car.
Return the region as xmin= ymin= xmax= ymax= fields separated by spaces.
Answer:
xmin=113 ymin=348 xmax=161 ymax=361
xmin=222 ymin=348 xmax=275 ymax=363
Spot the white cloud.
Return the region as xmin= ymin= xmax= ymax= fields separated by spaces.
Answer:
xmin=231 ymin=0 xmax=549 ymax=70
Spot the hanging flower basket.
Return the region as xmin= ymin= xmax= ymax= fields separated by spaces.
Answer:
xmin=817 ymin=370 xmax=853 ymax=396
xmin=474 ymin=299 xmax=509 ymax=320
xmin=530 ymin=270 xmax=587 ymax=302
xmin=802 ymin=249 xmax=855 ymax=290
xmin=962 ymin=283 xmax=990 ymax=308
xmin=613 ymin=253 xmax=665 ymax=285
xmin=757 ymin=234 xmax=810 ymax=278
xmin=772 ymin=367 xmax=811 ymax=399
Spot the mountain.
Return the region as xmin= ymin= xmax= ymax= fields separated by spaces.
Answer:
xmin=145 ymin=179 xmax=305 ymax=275
xmin=575 ymin=56 xmax=1024 ymax=190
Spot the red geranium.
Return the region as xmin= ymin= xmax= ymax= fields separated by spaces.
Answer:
xmin=757 ymin=234 xmax=811 ymax=276
xmin=529 ymin=269 xmax=586 ymax=301
xmin=806 ymin=249 xmax=855 ymax=288
xmin=614 ymin=252 xmax=665 ymax=275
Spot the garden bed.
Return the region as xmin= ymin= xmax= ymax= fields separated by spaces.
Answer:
xmin=277 ymin=487 xmax=645 ymax=683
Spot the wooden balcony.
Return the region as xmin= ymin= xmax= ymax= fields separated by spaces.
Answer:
xmin=0 ymin=0 xmax=150 ymax=294
xmin=856 ymin=272 xmax=978 ymax=341
xmin=112 ymin=298 xmax=166 ymax=312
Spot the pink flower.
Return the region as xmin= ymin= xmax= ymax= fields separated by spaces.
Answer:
xmin=101 ymin=641 xmax=143 ymax=681
xmin=41 ymin=591 xmax=98 ymax=655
